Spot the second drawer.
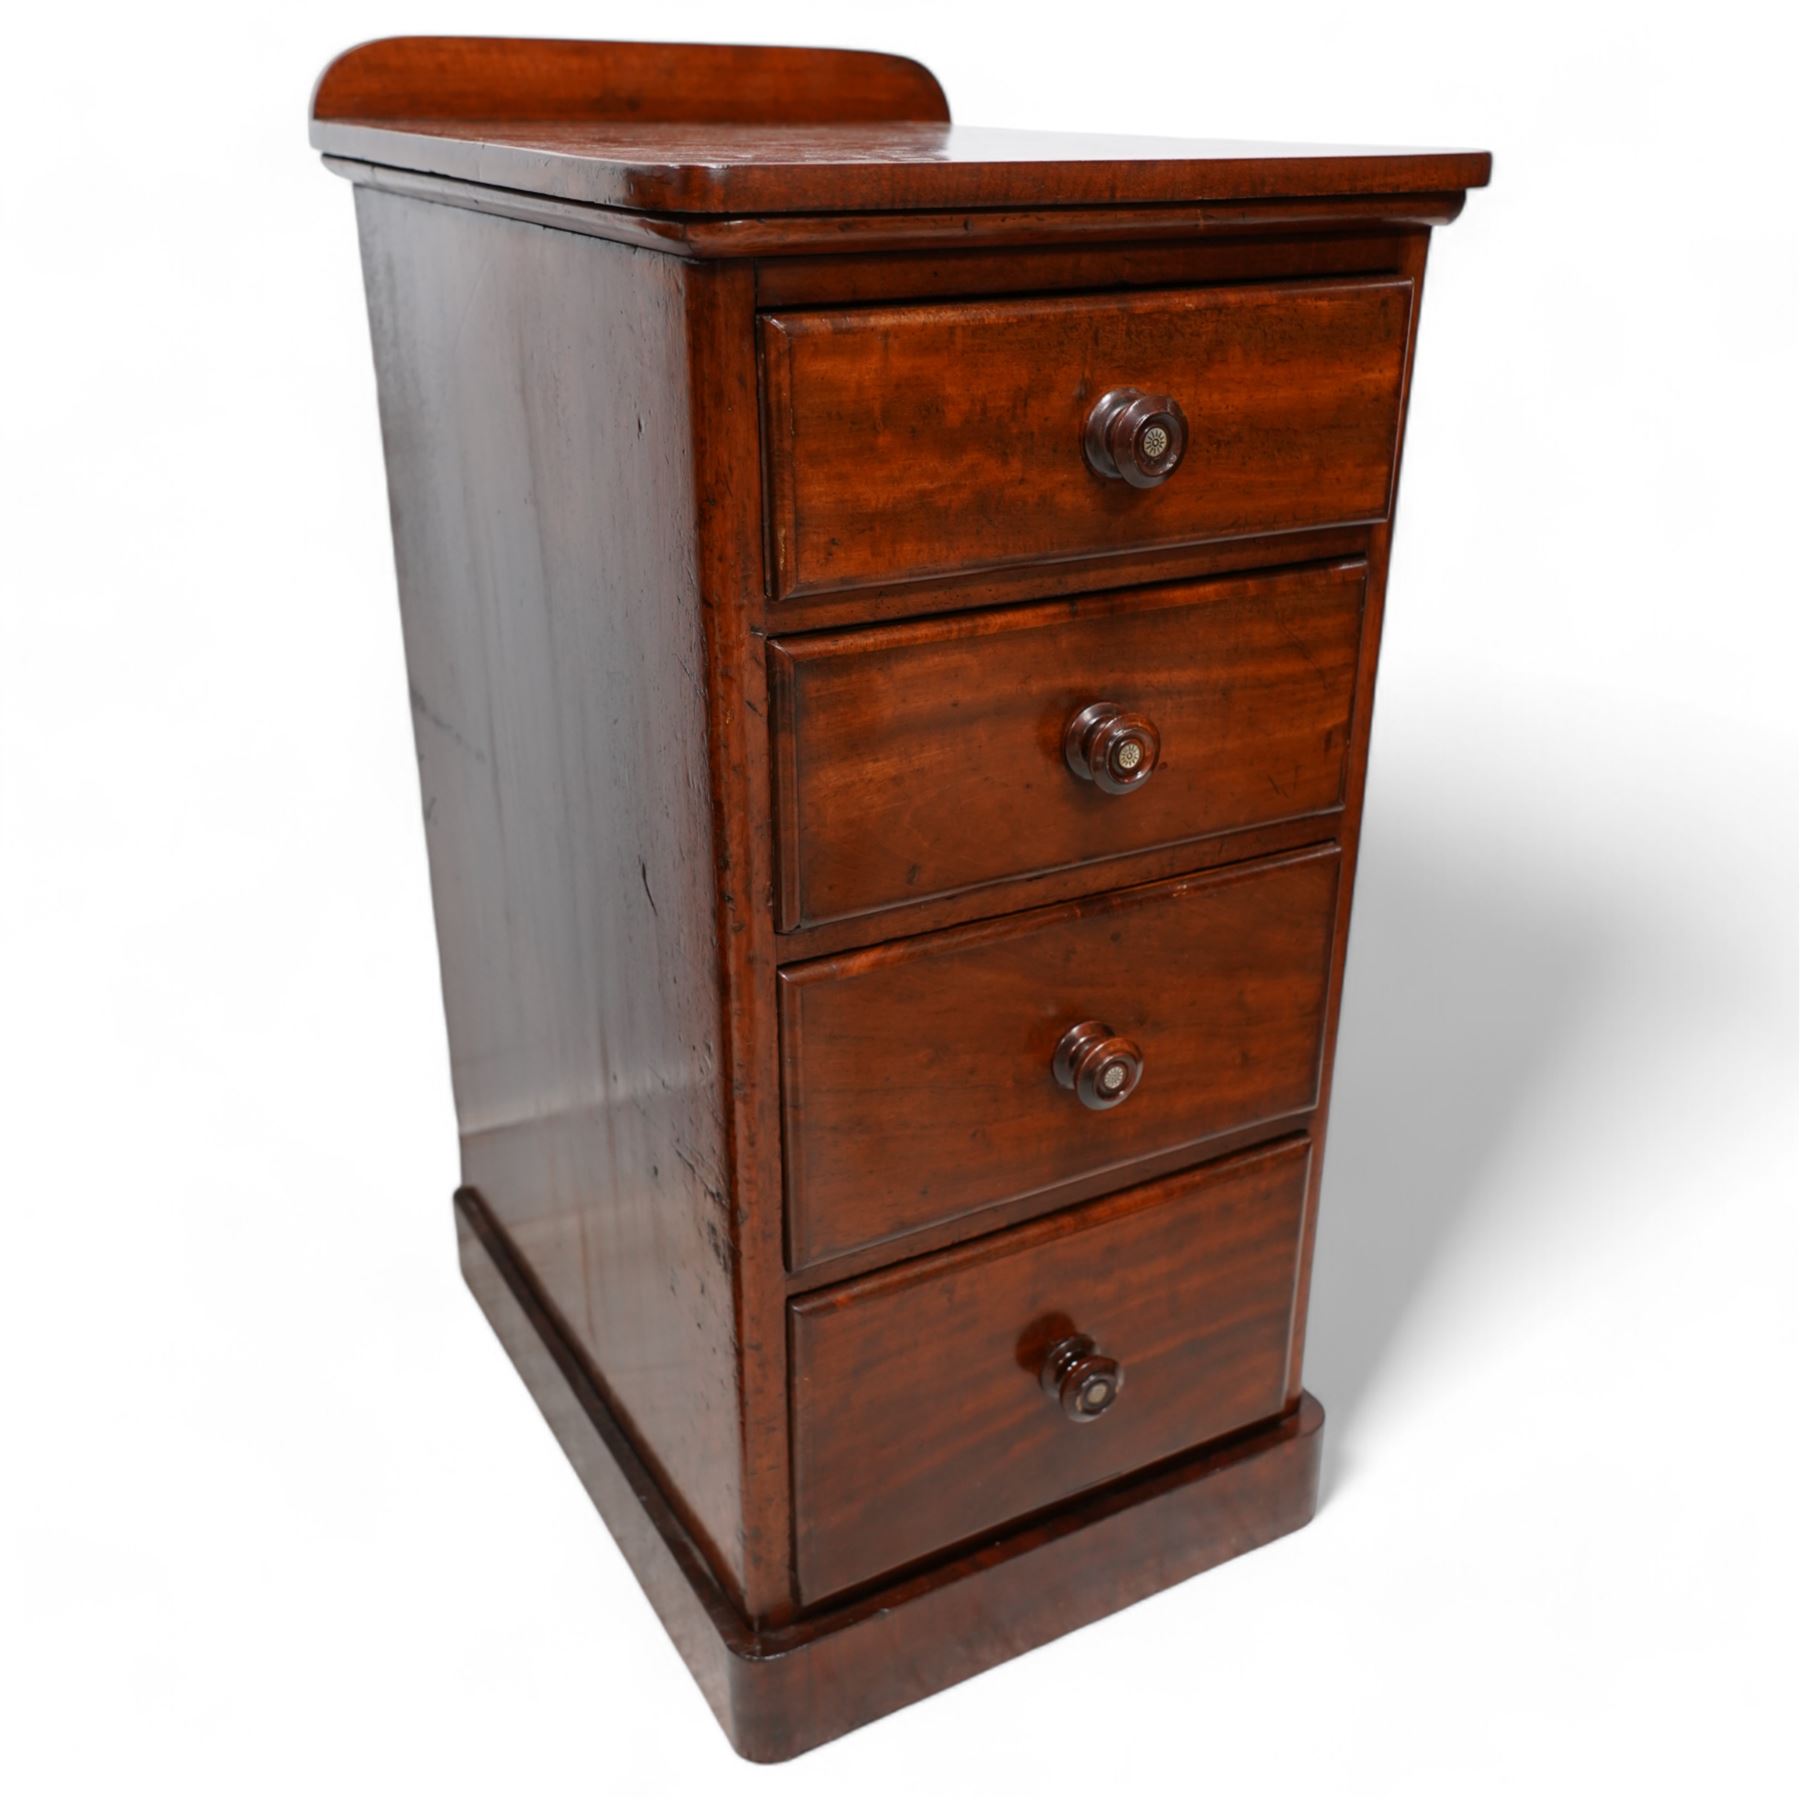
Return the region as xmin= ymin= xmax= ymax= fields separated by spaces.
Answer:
xmin=779 ymin=845 xmax=1339 ymax=1269
xmin=769 ymin=560 xmax=1366 ymax=930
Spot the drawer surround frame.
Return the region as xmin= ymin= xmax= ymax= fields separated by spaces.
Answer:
xmin=315 ymin=32 xmax=1485 ymax=1763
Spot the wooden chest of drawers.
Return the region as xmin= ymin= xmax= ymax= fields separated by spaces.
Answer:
xmin=313 ymin=35 xmax=1488 ymax=1760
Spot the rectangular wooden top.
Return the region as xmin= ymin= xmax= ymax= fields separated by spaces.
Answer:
xmin=309 ymin=117 xmax=1490 ymax=216
xmin=310 ymin=117 xmax=1491 ymax=216
xmin=310 ymin=39 xmax=1491 ymax=221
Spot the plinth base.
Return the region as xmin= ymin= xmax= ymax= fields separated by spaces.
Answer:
xmin=455 ymin=1186 xmax=1324 ymax=1762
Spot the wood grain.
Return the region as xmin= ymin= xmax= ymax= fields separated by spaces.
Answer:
xmin=789 ymin=1138 xmax=1312 ymax=1602
xmin=779 ymin=848 xmax=1340 ymax=1269
xmin=354 ymin=190 xmax=755 ymax=1604
xmin=310 ymin=111 xmax=1489 ymax=217
xmin=314 ymin=36 xmax=949 ymax=125
xmin=769 ymin=560 xmax=1366 ymax=928
xmin=459 ymin=1184 xmax=1322 ymax=1761
xmin=323 ymin=157 xmax=1469 ymax=260
xmin=761 ymin=279 xmax=1412 ymax=598
xmin=322 ymin=34 xmax=1487 ymax=1757
xmin=751 ymin=228 xmax=1414 ymax=310
xmin=680 ymin=258 xmax=797 ymax=1621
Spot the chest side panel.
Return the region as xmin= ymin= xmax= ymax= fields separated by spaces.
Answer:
xmin=354 ymin=189 xmax=748 ymax=1599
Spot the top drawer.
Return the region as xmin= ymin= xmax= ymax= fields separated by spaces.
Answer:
xmin=760 ymin=277 xmax=1412 ymax=600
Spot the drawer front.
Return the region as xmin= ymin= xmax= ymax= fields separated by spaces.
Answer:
xmin=791 ymin=1137 xmax=1312 ymax=1603
xmin=770 ymin=561 xmax=1365 ymax=930
xmin=780 ymin=847 xmax=1338 ymax=1270
xmin=760 ymin=278 xmax=1411 ymax=599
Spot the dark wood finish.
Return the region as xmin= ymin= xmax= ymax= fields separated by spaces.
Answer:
xmin=1040 ymin=1333 xmax=1124 ymax=1421
xmin=1052 ymin=1020 xmax=1145 ymax=1111
xmin=311 ymin=109 xmax=1489 ymax=217
xmin=681 ymin=257 xmax=797 ymax=1621
xmin=459 ymin=1183 xmax=1323 ymax=1760
xmin=761 ymin=281 xmax=1412 ymax=598
xmin=314 ymin=36 xmax=949 ymax=125
xmin=1063 ymin=702 xmax=1163 ymax=795
xmin=789 ymin=1138 xmax=1312 ymax=1602
xmin=1085 ymin=387 xmax=1189 ymax=487
xmin=763 ymin=524 xmax=1379 ymax=647
xmin=319 ymin=34 xmax=1485 ymax=1761
xmin=769 ymin=561 xmax=1365 ymax=929
xmin=785 ymin=1109 xmax=1330 ymax=1298
xmin=784 ymin=540 xmax=1395 ymax=658
xmin=328 ymin=156 xmax=1469 ymax=261
xmin=779 ymin=849 xmax=1340 ymax=1270
xmin=753 ymin=230 xmax=1420 ymax=309
xmin=353 ymin=189 xmax=771 ymax=1604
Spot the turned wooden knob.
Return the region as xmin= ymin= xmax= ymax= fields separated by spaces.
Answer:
xmin=1040 ymin=1333 xmax=1124 ymax=1422
xmin=1052 ymin=1020 xmax=1144 ymax=1111
xmin=1064 ymin=701 xmax=1161 ymax=794
xmin=1084 ymin=387 xmax=1188 ymax=487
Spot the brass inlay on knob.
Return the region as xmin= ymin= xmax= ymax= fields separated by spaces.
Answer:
xmin=1053 ymin=1020 xmax=1144 ymax=1111
xmin=1084 ymin=387 xmax=1189 ymax=488
xmin=1040 ymin=1333 xmax=1124 ymax=1422
xmin=1064 ymin=701 xmax=1161 ymax=795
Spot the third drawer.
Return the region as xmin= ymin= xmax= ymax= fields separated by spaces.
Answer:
xmin=779 ymin=844 xmax=1340 ymax=1270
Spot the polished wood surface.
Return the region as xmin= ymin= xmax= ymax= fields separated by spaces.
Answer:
xmin=1063 ymin=701 xmax=1164 ymax=796
xmin=314 ymin=36 xmax=949 ymax=125
xmin=790 ymin=1138 xmax=1312 ymax=1602
xmin=1084 ymin=386 xmax=1190 ymax=487
xmin=681 ymin=258 xmax=797 ymax=1622
xmin=460 ymin=1183 xmax=1323 ymax=1761
xmin=779 ymin=849 xmax=1339 ymax=1270
xmin=354 ymin=189 xmax=759 ymax=1602
xmin=754 ymin=229 xmax=1422 ymax=309
xmin=769 ymin=561 xmax=1366 ymax=929
xmin=319 ymin=32 xmax=1486 ymax=1761
xmin=312 ymin=114 xmax=1490 ymax=217
xmin=1053 ymin=1019 xmax=1146 ymax=1112
xmin=1039 ymin=1331 xmax=1125 ymax=1420
xmin=328 ymin=154 xmax=1471 ymax=260
xmin=761 ymin=281 xmax=1412 ymax=598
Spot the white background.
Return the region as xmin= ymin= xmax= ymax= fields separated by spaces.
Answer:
xmin=3 ymin=5 xmax=1795 ymax=1795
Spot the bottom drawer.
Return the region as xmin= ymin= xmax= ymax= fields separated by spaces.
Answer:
xmin=790 ymin=1136 xmax=1312 ymax=1604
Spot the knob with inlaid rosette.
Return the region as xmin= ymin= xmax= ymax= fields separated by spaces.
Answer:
xmin=1040 ymin=1333 xmax=1124 ymax=1422
xmin=1064 ymin=701 xmax=1161 ymax=795
xmin=1052 ymin=1019 xmax=1144 ymax=1111
xmin=1084 ymin=387 xmax=1189 ymax=488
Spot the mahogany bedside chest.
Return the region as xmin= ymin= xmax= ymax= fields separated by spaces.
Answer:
xmin=312 ymin=36 xmax=1489 ymax=1760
